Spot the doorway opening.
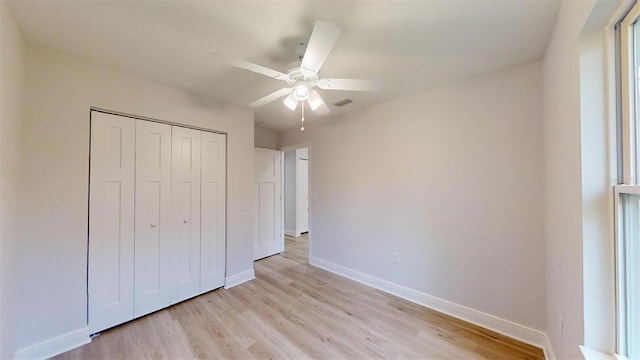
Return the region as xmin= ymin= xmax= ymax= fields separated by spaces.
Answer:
xmin=283 ymin=146 xmax=309 ymax=263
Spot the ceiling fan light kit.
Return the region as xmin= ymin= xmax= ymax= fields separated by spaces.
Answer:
xmin=293 ymin=84 xmax=310 ymax=101
xmin=213 ymin=19 xmax=382 ymax=131
xmin=283 ymin=94 xmax=298 ymax=111
xmin=308 ymin=90 xmax=323 ymax=111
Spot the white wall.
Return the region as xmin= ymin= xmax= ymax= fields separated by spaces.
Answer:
xmin=0 ymin=2 xmax=25 ymax=358
xmin=254 ymin=126 xmax=278 ymax=149
xmin=15 ymin=45 xmax=255 ymax=351
xmin=279 ymin=60 xmax=546 ymax=331
xmin=542 ymin=2 xmax=596 ymax=359
xmin=284 ymin=150 xmax=297 ymax=233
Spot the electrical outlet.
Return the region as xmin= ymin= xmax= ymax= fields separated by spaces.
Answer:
xmin=393 ymin=252 xmax=400 ymax=264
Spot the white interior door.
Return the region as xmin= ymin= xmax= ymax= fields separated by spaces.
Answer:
xmin=298 ymin=159 xmax=309 ymax=233
xmin=88 ymin=112 xmax=135 ymax=333
xmin=253 ymin=148 xmax=283 ymax=260
xmin=200 ymin=132 xmax=226 ymax=292
xmin=134 ymin=120 xmax=172 ymax=317
xmin=170 ymin=127 xmax=201 ymax=304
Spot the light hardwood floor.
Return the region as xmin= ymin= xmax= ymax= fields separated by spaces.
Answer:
xmin=55 ymin=234 xmax=544 ymax=359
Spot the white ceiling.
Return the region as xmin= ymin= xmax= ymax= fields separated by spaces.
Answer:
xmin=7 ymin=0 xmax=560 ymax=130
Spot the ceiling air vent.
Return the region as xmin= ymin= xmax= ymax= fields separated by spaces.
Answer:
xmin=333 ymin=99 xmax=353 ymax=107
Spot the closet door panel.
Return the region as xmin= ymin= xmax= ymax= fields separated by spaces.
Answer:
xmin=89 ymin=112 xmax=135 ymax=333
xmin=134 ymin=120 xmax=172 ymax=317
xmin=201 ymin=132 xmax=226 ymax=292
xmin=170 ymin=127 xmax=202 ymax=303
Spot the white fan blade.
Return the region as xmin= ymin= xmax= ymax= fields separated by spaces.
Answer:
xmin=212 ymin=52 xmax=289 ymax=82
xmin=249 ymin=88 xmax=293 ymax=108
xmin=300 ymin=20 xmax=342 ymax=73
xmin=314 ymin=102 xmax=331 ymax=116
xmin=317 ymin=78 xmax=382 ymax=92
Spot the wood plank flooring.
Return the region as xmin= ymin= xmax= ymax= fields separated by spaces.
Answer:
xmin=54 ymin=234 xmax=544 ymax=359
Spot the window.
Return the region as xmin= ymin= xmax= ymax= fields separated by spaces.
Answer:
xmin=617 ymin=2 xmax=640 ymax=358
xmin=618 ymin=190 xmax=640 ymax=358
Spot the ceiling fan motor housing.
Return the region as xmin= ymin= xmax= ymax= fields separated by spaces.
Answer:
xmin=285 ymin=67 xmax=319 ymax=101
xmin=286 ymin=67 xmax=318 ymax=83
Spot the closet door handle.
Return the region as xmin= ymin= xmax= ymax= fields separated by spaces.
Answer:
xmin=150 ymin=224 xmax=158 ymax=228
xmin=183 ymin=219 xmax=189 ymax=224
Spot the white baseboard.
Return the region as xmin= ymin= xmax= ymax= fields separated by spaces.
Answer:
xmin=309 ymin=256 xmax=553 ymax=358
xmin=544 ymin=335 xmax=557 ymax=360
xmin=224 ymin=269 xmax=255 ymax=289
xmin=284 ymin=229 xmax=299 ymax=237
xmin=14 ymin=326 xmax=91 ymax=360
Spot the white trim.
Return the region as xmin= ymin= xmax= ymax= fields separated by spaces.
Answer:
xmin=279 ymin=142 xmax=311 ymax=152
xmin=14 ymin=326 xmax=91 ymax=360
xmin=280 ymin=151 xmax=285 ymax=252
xmin=224 ymin=269 xmax=255 ymax=289
xmin=309 ymin=256 xmax=552 ymax=357
xmin=580 ymin=345 xmax=629 ymax=360
xmin=620 ymin=1 xmax=640 ymax=184
xmin=295 ymin=150 xmax=309 ymax=234
xmin=543 ymin=334 xmax=557 ymax=360
xmin=615 ymin=184 xmax=640 ymax=195
xmin=284 ymin=228 xmax=300 ymax=237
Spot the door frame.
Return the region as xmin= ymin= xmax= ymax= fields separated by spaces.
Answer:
xmin=280 ymin=142 xmax=312 ymax=263
xmin=296 ymin=153 xmax=309 ymax=234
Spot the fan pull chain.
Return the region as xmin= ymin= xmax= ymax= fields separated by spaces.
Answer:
xmin=300 ymin=101 xmax=305 ymax=132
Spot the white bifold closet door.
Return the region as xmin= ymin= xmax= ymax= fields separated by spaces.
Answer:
xmin=170 ymin=127 xmax=202 ymax=304
xmin=201 ymin=132 xmax=226 ymax=292
xmin=88 ymin=112 xmax=136 ymax=334
xmin=134 ymin=120 xmax=172 ymax=317
xmin=89 ymin=111 xmax=226 ymax=334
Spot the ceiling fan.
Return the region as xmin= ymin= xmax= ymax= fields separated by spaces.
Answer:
xmin=212 ymin=20 xmax=381 ymax=130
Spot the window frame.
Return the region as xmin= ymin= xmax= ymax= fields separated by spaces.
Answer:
xmin=616 ymin=1 xmax=640 ymax=357
xmin=619 ymin=2 xmax=640 ymax=185
xmin=615 ymin=185 xmax=640 ymax=356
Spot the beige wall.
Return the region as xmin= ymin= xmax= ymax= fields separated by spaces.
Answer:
xmin=254 ymin=126 xmax=278 ymax=149
xmin=279 ymin=60 xmax=546 ymax=330
xmin=0 ymin=2 xmax=25 ymax=358
xmin=15 ymin=45 xmax=255 ymax=350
